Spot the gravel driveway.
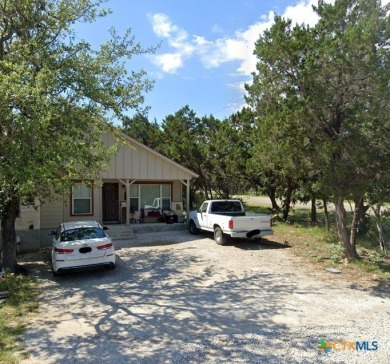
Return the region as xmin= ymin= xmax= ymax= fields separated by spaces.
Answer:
xmin=22 ymin=230 xmax=389 ymax=363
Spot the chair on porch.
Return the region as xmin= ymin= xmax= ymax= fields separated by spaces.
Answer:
xmin=133 ymin=210 xmax=143 ymax=223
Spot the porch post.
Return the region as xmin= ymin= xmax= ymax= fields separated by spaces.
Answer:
xmin=126 ymin=179 xmax=130 ymax=226
xmin=186 ymin=179 xmax=190 ymax=222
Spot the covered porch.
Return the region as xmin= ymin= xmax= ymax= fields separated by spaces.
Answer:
xmin=99 ymin=131 xmax=198 ymax=226
xmin=101 ymin=179 xmax=193 ymax=226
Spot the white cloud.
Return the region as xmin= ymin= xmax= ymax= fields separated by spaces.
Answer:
xmin=153 ymin=53 xmax=183 ymax=73
xmin=284 ymin=0 xmax=320 ymax=27
xmin=149 ymin=13 xmax=195 ymax=73
xmin=150 ymin=13 xmax=179 ymax=38
xmin=149 ymin=1 xmax=335 ymax=76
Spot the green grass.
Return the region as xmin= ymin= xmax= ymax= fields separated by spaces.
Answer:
xmin=244 ymin=202 xmax=390 ymax=278
xmin=0 ymin=273 xmax=39 ymax=363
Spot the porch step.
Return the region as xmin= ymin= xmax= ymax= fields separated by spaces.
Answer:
xmin=105 ymin=225 xmax=136 ymax=240
xmin=131 ymin=222 xmax=188 ymax=234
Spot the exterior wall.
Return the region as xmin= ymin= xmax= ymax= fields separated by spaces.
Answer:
xmin=40 ymin=196 xmax=65 ymax=229
xmin=172 ymin=180 xmax=182 ymax=203
xmin=40 ymin=188 xmax=102 ymax=229
xmin=16 ymin=205 xmax=40 ymax=230
xmin=100 ymin=133 xmax=195 ymax=181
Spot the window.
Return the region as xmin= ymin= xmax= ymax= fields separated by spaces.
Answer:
xmin=161 ymin=184 xmax=171 ymax=210
xmin=129 ymin=184 xmax=139 ymax=212
xmin=129 ymin=184 xmax=172 ymax=212
xmin=141 ymin=185 xmax=160 ymax=210
xmin=61 ymin=227 xmax=105 ymax=242
xmin=200 ymin=202 xmax=208 ymax=213
xmin=72 ymin=184 xmax=92 ymax=215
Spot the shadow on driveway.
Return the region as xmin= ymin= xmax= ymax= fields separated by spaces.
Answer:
xmin=22 ymin=243 xmax=317 ymax=363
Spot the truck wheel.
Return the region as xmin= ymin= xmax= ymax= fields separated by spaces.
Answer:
xmin=189 ymin=220 xmax=199 ymax=235
xmin=214 ymin=226 xmax=227 ymax=245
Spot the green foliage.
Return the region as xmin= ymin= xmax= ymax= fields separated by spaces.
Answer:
xmin=158 ymin=106 xmax=251 ymax=201
xmin=245 ymin=0 xmax=389 ymax=259
xmin=122 ymin=111 xmax=163 ymax=150
xmin=0 ymin=274 xmax=39 ymax=363
xmin=0 ymin=0 xmax=155 ymax=269
xmin=328 ymin=243 xmax=344 ymax=265
xmin=0 ymin=0 xmax=154 ymax=210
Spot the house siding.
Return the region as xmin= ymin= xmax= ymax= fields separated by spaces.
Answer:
xmin=40 ymin=187 xmax=102 ymax=229
xmin=40 ymin=196 xmax=64 ymax=229
xmin=102 ymin=133 xmax=196 ymax=181
xmin=172 ymin=180 xmax=182 ymax=202
xmin=16 ymin=205 xmax=40 ymax=230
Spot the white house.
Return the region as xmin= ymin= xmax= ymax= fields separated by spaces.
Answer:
xmin=9 ymin=132 xmax=198 ymax=250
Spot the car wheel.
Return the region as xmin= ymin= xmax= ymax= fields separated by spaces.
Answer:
xmin=106 ymin=263 xmax=116 ymax=270
xmin=189 ymin=220 xmax=199 ymax=235
xmin=214 ymin=226 xmax=227 ymax=245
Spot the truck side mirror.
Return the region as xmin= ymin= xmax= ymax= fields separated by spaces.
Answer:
xmin=48 ymin=231 xmax=56 ymax=236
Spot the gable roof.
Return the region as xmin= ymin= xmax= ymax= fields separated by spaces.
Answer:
xmin=100 ymin=131 xmax=199 ymax=180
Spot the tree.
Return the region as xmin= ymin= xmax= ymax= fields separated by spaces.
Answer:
xmin=246 ymin=16 xmax=316 ymax=221
xmin=122 ymin=111 xmax=163 ymax=151
xmin=0 ymin=0 xmax=154 ymax=271
xmin=160 ymin=106 xmax=249 ymax=202
xmin=160 ymin=106 xmax=211 ymax=203
xmin=305 ymin=0 xmax=389 ymax=260
xmin=246 ymin=0 xmax=389 ymax=260
xmin=220 ymin=108 xmax=254 ymax=196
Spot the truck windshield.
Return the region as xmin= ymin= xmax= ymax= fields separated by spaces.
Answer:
xmin=210 ymin=201 xmax=242 ymax=213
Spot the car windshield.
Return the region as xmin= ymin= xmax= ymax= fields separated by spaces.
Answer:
xmin=210 ymin=201 xmax=242 ymax=213
xmin=60 ymin=227 xmax=106 ymax=242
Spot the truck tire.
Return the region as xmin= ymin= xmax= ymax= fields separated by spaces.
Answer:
xmin=189 ymin=220 xmax=199 ymax=235
xmin=214 ymin=226 xmax=227 ymax=245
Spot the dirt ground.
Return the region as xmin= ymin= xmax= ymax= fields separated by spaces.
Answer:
xmin=19 ymin=230 xmax=389 ymax=363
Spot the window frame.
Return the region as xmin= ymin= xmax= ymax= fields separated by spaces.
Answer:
xmin=71 ymin=183 xmax=94 ymax=216
xmin=129 ymin=183 xmax=172 ymax=212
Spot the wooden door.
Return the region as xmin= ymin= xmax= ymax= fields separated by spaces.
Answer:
xmin=102 ymin=183 xmax=119 ymax=222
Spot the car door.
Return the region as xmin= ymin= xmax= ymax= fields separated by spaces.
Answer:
xmin=197 ymin=202 xmax=209 ymax=229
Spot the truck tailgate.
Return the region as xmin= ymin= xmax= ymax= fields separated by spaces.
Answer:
xmin=232 ymin=215 xmax=271 ymax=231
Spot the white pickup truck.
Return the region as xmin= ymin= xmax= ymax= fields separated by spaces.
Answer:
xmin=188 ymin=199 xmax=273 ymax=245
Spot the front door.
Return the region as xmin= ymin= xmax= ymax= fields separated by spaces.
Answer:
xmin=102 ymin=183 xmax=119 ymax=222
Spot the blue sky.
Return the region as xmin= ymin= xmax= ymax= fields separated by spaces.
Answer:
xmin=75 ymin=0 xmax=330 ymax=124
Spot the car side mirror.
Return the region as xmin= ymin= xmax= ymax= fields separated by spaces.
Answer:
xmin=197 ymin=208 xmax=202 ymax=213
xmin=48 ymin=231 xmax=56 ymax=236
xmin=103 ymin=226 xmax=109 ymax=230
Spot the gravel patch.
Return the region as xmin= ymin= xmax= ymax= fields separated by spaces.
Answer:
xmin=21 ymin=231 xmax=389 ymax=363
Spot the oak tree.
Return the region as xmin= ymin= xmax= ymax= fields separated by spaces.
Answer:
xmin=0 ymin=0 xmax=154 ymax=271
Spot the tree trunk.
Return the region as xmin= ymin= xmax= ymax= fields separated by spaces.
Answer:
xmin=350 ymin=195 xmax=364 ymax=251
xmin=267 ymin=187 xmax=280 ymax=212
xmin=323 ymin=199 xmax=330 ymax=231
xmin=371 ymin=203 xmax=387 ymax=255
xmin=282 ymin=177 xmax=294 ymax=221
xmin=311 ymin=196 xmax=317 ymax=224
xmin=334 ymin=196 xmax=360 ymax=261
xmin=1 ymin=197 xmax=19 ymax=271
